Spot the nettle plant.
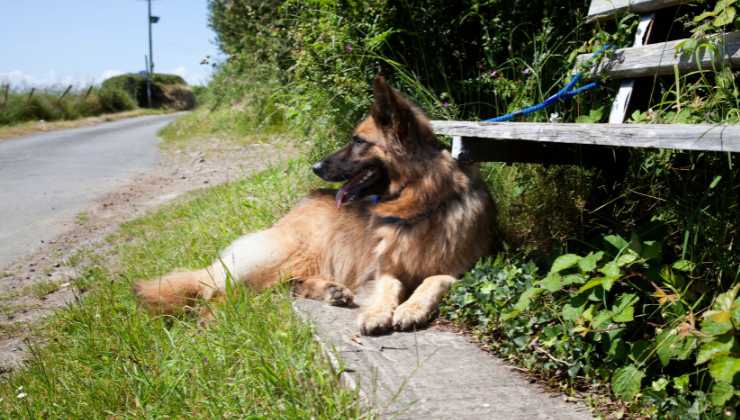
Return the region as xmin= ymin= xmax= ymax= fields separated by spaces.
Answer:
xmin=516 ymin=234 xmax=738 ymax=404
xmin=444 ymin=230 xmax=739 ymax=413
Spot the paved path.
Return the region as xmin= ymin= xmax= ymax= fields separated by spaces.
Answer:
xmin=0 ymin=115 xmax=177 ymax=269
xmin=294 ymin=298 xmax=593 ymax=419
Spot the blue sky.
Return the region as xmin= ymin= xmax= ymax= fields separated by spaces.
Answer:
xmin=0 ymin=1 xmax=221 ymax=87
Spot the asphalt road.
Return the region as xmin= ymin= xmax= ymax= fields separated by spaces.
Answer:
xmin=0 ymin=114 xmax=177 ymax=270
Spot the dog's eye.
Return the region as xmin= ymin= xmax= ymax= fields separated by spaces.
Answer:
xmin=353 ymin=136 xmax=366 ymax=145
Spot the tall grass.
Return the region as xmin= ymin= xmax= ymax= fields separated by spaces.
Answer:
xmin=0 ymin=85 xmax=136 ymax=126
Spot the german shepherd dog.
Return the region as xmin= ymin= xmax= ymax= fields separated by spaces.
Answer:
xmin=134 ymin=76 xmax=494 ymax=335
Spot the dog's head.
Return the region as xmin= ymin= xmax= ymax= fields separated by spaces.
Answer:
xmin=313 ymin=76 xmax=439 ymax=207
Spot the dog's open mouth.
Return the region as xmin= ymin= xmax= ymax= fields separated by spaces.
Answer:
xmin=335 ymin=167 xmax=382 ymax=208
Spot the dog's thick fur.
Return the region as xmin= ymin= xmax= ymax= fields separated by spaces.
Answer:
xmin=134 ymin=76 xmax=494 ymax=335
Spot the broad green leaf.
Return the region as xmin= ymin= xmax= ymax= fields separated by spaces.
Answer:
xmin=539 ymin=273 xmax=562 ymax=292
xmin=600 ymin=261 xmax=621 ymax=278
xmin=600 ymin=261 xmax=621 ymax=291
xmin=673 ymin=374 xmax=690 ymax=393
xmin=604 ymin=235 xmax=629 ymax=252
xmin=479 ymin=282 xmax=495 ymax=295
xmin=612 ymin=293 xmax=639 ymax=323
xmin=578 ymin=277 xmax=604 ymax=293
xmin=582 ymin=305 xmax=595 ymax=321
xmin=701 ymin=309 xmax=733 ymax=336
xmin=562 ymin=273 xmax=587 ymax=285
xmin=656 ymin=328 xmax=697 ymax=366
xmin=693 ymin=10 xmax=718 ymax=23
xmin=713 ymin=285 xmax=739 ymax=311
xmin=562 ymin=303 xmax=583 ymax=322
xmin=708 ymin=355 xmax=740 ymax=383
xmin=696 ymin=336 xmax=734 ymax=365
xmin=611 ymin=364 xmax=644 ymax=400
xmin=651 ymin=377 xmax=669 ymax=392
xmin=733 ymin=296 xmax=740 ymax=325
xmin=713 ymin=6 xmax=736 ymax=26
xmin=577 ymin=251 xmax=603 ymax=273
xmin=592 ymin=310 xmax=613 ymax=329
xmin=710 ymin=382 xmax=734 ymax=406
xmin=672 ymin=259 xmax=696 ymax=272
xmin=550 ymin=254 xmax=581 ymax=273
xmin=616 ymin=251 xmax=639 ymax=267
xmin=575 ymin=107 xmax=603 ymax=123
xmin=513 ymin=287 xmax=545 ymax=312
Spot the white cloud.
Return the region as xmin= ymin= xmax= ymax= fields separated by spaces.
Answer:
xmin=0 ymin=69 xmax=98 ymax=88
xmin=167 ymin=66 xmax=209 ymax=86
xmin=0 ymin=70 xmax=38 ymax=87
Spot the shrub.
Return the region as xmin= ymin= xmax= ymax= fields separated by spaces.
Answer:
xmin=19 ymin=95 xmax=61 ymax=121
xmin=100 ymin=73 xmax=191 ymax=109
xmin=98 ymin=87 xmax=136 ymax=113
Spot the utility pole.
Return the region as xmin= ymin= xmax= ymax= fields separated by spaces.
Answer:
xmin=146 ymin=0 xmax=153 ymax=107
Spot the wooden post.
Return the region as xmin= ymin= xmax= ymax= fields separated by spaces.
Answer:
xmin=608 ymin=13 xmax=655 ymax=123
xmin=57 ymin=85 xmax=73 ymax=103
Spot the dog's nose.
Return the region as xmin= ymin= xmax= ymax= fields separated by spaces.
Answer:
xmin=312 ymin=161 xmax=324 ymax=176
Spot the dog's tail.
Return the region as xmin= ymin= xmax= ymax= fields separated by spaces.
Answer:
xmin=133 ymin=269 xmax=216 ymax=314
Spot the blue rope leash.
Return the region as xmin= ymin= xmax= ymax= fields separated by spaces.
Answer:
xmin=482 ymin=44 xmax=611 ymax=123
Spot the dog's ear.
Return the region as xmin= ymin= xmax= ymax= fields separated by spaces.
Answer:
xmin=371 ymin=75 xmax=397 ymax=127
xmin=371 ymin=75 xmax=418 ymax=145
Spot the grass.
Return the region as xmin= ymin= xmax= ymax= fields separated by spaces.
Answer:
xmin=0 ymin=108 xmax=168 ymax=140
xmin=0 ymin=136 xmax=364 ymax=417
xmin=27 ymin=280 xmax=61 ymax=300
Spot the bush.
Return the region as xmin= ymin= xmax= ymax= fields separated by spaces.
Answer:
xmin=98 ymin=87 xmax=136 ymax=113
xmin=100 ymin=73 xmax=193 ymax=109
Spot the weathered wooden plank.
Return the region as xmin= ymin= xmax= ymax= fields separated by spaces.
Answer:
xmin=608 ymin=13 xmax=655 ymax=123
xmin=431 ymin=121 xmax=740 ymax=153
xmin=588 ymin=0 xmax=688 ymax=20
xmin=577 ymin=32 xmax=740 ymax=79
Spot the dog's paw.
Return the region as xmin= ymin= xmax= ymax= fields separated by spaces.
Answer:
xmin=392 ymin=301 xmax=429 ymax=331
xmin=357 ymin=308 xmax=394 ymax=335
xmin=324 ymin=284 xmax=355 ymax=307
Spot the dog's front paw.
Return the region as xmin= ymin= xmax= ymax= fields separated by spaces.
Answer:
xmin=324 ymin=284 xmax=355 ymax=307
xmin=357 ymin=308 xmax=394 ymax=335
xmin=392 ymin=301 xmax=430 ymax=331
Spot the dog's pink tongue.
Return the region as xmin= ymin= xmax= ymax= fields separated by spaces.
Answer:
xmin=335 ymin=184 xmax=350 ymax=208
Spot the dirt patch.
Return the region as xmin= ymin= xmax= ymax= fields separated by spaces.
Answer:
xmin=0 ymin=135 xmax=296 ymax=372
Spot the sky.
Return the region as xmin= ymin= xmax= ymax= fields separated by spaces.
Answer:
xmin=0 ymin=1 xmax=222 ymax=87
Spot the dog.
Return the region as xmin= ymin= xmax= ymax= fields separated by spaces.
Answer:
xmin=134 ymin=76 xmax=494 ymax=335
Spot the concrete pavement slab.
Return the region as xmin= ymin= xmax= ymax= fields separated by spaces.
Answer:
xmin=294 ymin=298 xmax=593 ymax=419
